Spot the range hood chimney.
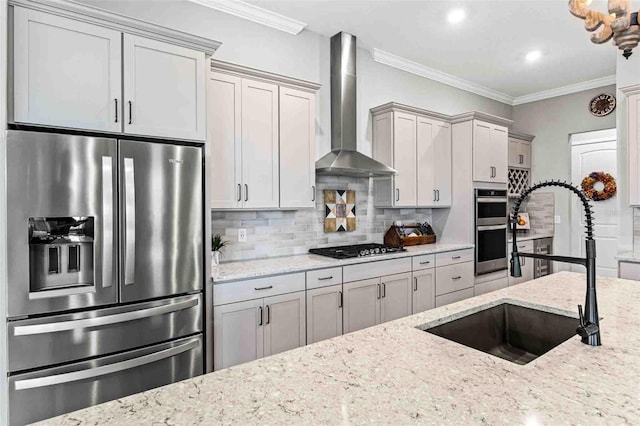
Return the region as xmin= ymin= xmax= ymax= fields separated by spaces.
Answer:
xmin=315 ymin=32 xmax=397 ymax=177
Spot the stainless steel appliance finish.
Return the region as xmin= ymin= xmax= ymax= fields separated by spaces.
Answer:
xmin=6 ymin=130 xmax=204 ymax=425
xmin=9 ymin=335 xmax=203 ymax=426
xmin=118 ymin=140 xmax=203 ymax=303
xmin=534 ymin=237 xmax=553 ymax=278
xmin=475 ymin=189 xmax=508 ymax=275
xmin=8 ymin=293 xmax=202 ymax=372
xmin=315 ymin=32 xmax=397 ymax=177
xmin=423 ymin=302 xmax=578 ymax=365
xmin=7 ymin=131 xmax=118 ymax=316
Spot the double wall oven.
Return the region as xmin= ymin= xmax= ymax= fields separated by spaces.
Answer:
xmin=6 ymin=131 xmax=204 ymax=425
xmin=475 ymin=189 xmax=508 ymax=275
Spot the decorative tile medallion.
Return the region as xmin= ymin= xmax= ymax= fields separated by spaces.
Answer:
xmin=324 ymin=189 xmax=356 ymax=232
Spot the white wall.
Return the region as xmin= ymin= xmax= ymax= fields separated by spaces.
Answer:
xmin=82 ymin=0 xmax=512 ymax=161
xmin=1 ymin=0 xmax=8 ymax=422
xmin=616 ymin=52 xmax=640 ymax=253
xmin=512 ymin=85 xmax=617 ymax=268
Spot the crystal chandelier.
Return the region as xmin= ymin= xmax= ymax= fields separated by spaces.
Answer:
xmin=569 ymin=0 xmax=640 ymax=59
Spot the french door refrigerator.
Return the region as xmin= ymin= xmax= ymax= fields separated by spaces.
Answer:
xmin=5 ymin=130 xmax=204 ymax=425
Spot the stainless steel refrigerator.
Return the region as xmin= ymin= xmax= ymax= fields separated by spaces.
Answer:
xmin=5 ymin=130 xmax=204 ymax=425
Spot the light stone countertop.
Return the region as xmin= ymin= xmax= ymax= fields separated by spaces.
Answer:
xmin=211 ymin=243 xmax=475 ymax=283
xmin=40 ymin=272 xmax=640 ymax=425
xmin=616 ymin=251 xmax=640 ymax=263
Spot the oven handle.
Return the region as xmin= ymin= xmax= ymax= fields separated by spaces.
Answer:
xmin=477 ymin=224 xmax=507 ymax=231
xmin=13 ymin=338 xmax=199 ymax=391
xmin=476 ymin=198 xmax=508 ymax=203
xmin=13 ymin=297 xmax=198 ymax=336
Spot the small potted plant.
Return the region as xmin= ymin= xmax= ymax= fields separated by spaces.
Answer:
xmin=211 ymin=234 xmax=227 ymax=266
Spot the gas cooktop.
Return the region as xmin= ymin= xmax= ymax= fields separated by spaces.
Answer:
xmin=309 ymin=243 xmax=406 ymax=259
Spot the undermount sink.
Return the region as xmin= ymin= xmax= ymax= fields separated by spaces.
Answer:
xmin=423 ymin=302 xmax=579 ymax=365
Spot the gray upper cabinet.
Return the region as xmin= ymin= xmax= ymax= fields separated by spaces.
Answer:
xmin=508 ymin=132 xmax=534 ymax=169
xmin=11 ymin=5 xmax=213 ymax=140
xmin=473 ymin=120 xmax=508 ymax=184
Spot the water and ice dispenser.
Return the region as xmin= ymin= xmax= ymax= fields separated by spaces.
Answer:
xmin=28 ymin=217 xmax=95 ymax=292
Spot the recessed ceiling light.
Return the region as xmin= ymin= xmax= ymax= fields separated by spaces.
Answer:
xmin=525 ymin=50 xmax=542 ymax=62
xmin=447 ymin=9 xmax=466 ymax=24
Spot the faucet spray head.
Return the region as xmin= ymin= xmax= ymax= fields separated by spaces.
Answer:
xmin=510 ymin=252 xmax=522 ymax=278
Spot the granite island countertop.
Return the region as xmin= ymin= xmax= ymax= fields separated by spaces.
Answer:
xmin=40 ymin=272 xmax=640 ymax=425
xmin=212 ymin=243 xmax=475 ymax=283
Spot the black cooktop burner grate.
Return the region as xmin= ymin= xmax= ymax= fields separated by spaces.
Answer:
xmin=309 ymin=243 xmax=406 ymax=259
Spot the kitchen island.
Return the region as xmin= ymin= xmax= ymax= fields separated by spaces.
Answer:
xmin=39 ymin=272 xmax=639 ymax=425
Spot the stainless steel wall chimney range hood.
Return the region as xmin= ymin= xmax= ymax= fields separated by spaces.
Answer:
xmin=315 ymin=32 xmax=397 ymax=177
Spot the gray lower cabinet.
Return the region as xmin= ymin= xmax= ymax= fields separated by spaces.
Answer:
xmin=213 ymin=291 xmax=305 ymax=370
xmin=380 ymin=272 xmax=412 ymax=323
xmin=508 ymin=240 xmax=535 ymax=285
xmin=343 ymin=278 xmax=381 ymax=334
xmin=412 ymin=269 xmax=435 ymax=314
xmin=306 ymin=284 xmax=343 ymax=344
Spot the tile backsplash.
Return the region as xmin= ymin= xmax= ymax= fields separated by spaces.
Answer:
xmin=508 ymin=192 xmax=555 ymax=237
xmin=212 ymin=175 xmax=433 ymax=262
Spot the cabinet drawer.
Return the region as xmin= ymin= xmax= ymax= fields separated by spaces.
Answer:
xmin=213 ymin=273 xmax=305 ymax=306
xmin=307 ymin=267 xmax=342 ymax=289
xmin=512 ymin=240 xmax=534 ymax=253
xmin=435 ymin=287 xmax=474 ymax=308
xmin=343 ymin=257 xmax=411 ymax=283
xmin=412 ymin=254 xmax=435 ymax=271
xmin=474 ymin=278 xmax=508 ymax=296
xmin=435 ymin=262 xmax=474 ymax=296
xmin=619 ymin=261 xmax=640 ymax=281
xmin=435 ymin=249 xmax=474 ymax=267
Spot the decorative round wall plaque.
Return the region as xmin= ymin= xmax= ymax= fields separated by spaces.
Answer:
xmin=589 ymin=93 xmax=616 ymax=117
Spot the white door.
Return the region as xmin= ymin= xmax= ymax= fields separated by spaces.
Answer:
xmin=434 ymin=121 xmax=452 ymax=206
xmin=263 ymin=291 xmax=306 ymax=357
xmin=416 ymin=117 xmax=436 ymax=206
xmin=306 ymin=285 xmax=343 ymax=344
xmin=393 ymin=112 xmax=417 ymax=207
xmin=343 ymin=278 xmax=381 ymax=334
xmin=491 ymin=126 xmax=509 ymax=183
xmin=123 ymin=35 xmax=206 ymax=140
xmin=213 ymin=299 xmax=264 ymax=370
xmin=412 ymin=269 xmax=435 ymax=313
xmin=13 ymin=7 xmax=122 ymax=132
xmin=241 ymin=79 xmax=279 ymax=209
xmin=473 ymin=121 xmax=493 ymax=182
xmin=208 ymin=72 xmax=242 ymax=208
xmin=380 ymin=272 xmax=412 ymax=323
xmin=279 ymin=87 xmax=316 ymax=209
xmin=571 ymin=130 xmax=618 ymax=277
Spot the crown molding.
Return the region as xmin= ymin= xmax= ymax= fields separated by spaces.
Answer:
xmin=369 ymin=102 xmax=451 ymax=122
xmin=620 ymin=84 xmax=640 ymax=96
xmin=188 ymin=0 xmax=306 ymax=35
xmin=10 ymin=0 xmax=222 ymax=54
xmin=211 ymin=59 xmax=321 ymax=92
xmin=509 ymin=130 xmax=535 ymax=142
xmin=450 ymin=111 xmax=514 ymax=128
xmin=512 ymin=75 xmax=617 ymax=106
xmin=372 ymin=48 xmax=515 ymax=106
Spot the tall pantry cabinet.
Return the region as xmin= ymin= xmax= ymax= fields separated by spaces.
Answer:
xmin=208 ymin=61 xmax=320 ymax=210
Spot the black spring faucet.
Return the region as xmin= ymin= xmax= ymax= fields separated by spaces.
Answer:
xmin=511 ymin=180 xmax=601 ymax=346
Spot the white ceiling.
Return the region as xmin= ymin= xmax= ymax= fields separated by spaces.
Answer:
xmin=245 ymin=0 xmax=618 ymax=99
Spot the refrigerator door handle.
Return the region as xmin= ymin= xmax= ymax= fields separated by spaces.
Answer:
xmin=13 ymin=297 xmax=198 ymax=336
xmin=13 ymin=338 xmax=199 ymax=391
xmin=124 ymin=158 xmax=136 ymax=286
xmin=102 ymin=157 xmax=114 ymax=288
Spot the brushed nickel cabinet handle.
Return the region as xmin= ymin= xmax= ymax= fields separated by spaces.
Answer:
xmin=312 ymin=185 xmax=315 ymax=202
xmin=413 ymin=277 xmax=418 ymax=291
xmin=381 ymin=283 xmax=386 ymax=298
xmin=396 ymin=188 xmax=400 ymax=202
xmin=433 ymin=189 xmax=437 ymax=202
xmin=258 ymin=306 xmax=263 ymax=326
xmin=452 ymin=256 xmax=461 ymax=260
xmin=419 ymin=261 xmax=431 ymax=265
xmin=377 ymin=283 xmax=381 ymax=299
xmin=237 ymin=184 xmax=241 ymax=202
xmin=318 ymin=276 xmax=333 ymax=281
xmin=245 ymin=184 xmax=248 ymax=202
xmin=114 ymin=99 xmax=118 ymax=123
xmin=128 ymin=101 xmax=132 ymax=125
xmin=338 ymin=291 xmax=343 ymax=308
xmin=266 ymin=305 xmax=270 ymax=324
xmin=452 ymin=276 xmax=462 ymax=280
xmin=437 ymin=189 xmax=440 ymax=201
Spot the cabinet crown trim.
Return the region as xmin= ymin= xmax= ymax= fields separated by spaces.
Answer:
xmin=620 ymin=84 xmax=640 ymax=96
xmin=211 ymin=60 xmax=321 ymax=92
xmin=508 ymin=131 xmax=535 ymax=142
xmin=10 ymin=0 xmax=222 ymax=55
xmin=450 ymin=111 xmax=513 ymax=128
xmin=369 ymin=102 xmax=451 ymax=122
